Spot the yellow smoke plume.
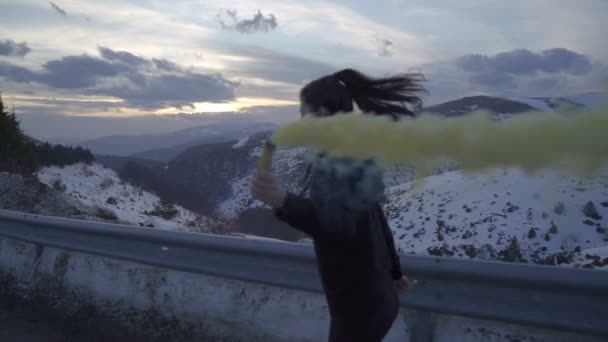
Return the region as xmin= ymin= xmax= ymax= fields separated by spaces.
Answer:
xmin=271 ymin=105 xmax=608 ymax=176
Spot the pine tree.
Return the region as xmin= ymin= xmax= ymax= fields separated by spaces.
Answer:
xmin=0 ymin=93 xmax=35 ymax=174
xmin=1 ymin=94 xmax=94 ymax=173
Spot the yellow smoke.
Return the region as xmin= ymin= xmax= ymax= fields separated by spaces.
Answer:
xmin=271 ymin=106 xmax=608 ymax=176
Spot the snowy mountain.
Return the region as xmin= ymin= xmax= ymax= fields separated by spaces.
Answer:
xmin=508 ymin=97 xmax=583 ymax=112
xmin=182 ymin=95 xmax=608 ymax=269
xmin=384 ymin=168 xmax=608 ymax=269
xmin=425 ymin=96 xmax=537 ymax=117
xmin=35 ymin=163 xmax=215 ymax=232
xmin=174 ymin=95 xmax=595 ymax=219
xmin=55 ymin=93 xmax=606 ymax=269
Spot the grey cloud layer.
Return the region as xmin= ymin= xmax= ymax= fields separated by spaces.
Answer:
xmin=217 ymin=9 xmax=278 ymax=34
xmin=0 ymin=39 xmax=31 ymax=57
xmin=0 ymin=47 xmax=237 ymax=109
xmin=456 ymin=48 xmax=594 ymax=88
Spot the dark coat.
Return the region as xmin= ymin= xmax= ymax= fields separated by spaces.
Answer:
xmin=275 ymin=159 xmax=403 ymax=341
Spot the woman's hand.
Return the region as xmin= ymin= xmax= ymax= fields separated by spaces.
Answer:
xmin=395 ymin=275 xmax=412 ymax=294
xmin=250 ymin=170 xmax=288 ymax=209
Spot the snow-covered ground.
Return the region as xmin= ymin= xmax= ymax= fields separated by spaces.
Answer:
xmin=217 ymin=146 xmax=308 ymax=219
xmin=510 ymin=97 xmax=553 ymax=112
xmin=37 ymin=163 xmax=213 ymax=232
xmin=385 ymin=168 xmax=608 ymax=269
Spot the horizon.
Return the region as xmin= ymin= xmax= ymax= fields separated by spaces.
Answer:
xmin=1 ymin=0 xmax=607 ymax=142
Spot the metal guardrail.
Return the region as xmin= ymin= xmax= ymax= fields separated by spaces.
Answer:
xmin=1 ymin=209 xmax=607 ymax=338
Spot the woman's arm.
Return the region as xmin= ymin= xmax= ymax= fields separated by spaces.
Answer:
xmin=275 ymin=192 xmax=359 ymax=243
xmin=274 ymin=192 xmax=319 ymax=237
xmin=377 ymin=205 xmax=403 ymax=280
xmin=252 ymin=170 xmax=357 ymax=242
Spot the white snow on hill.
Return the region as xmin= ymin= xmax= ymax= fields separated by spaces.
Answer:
xmin=510 ymin=97 xmax=553 ymax=112
xmin=385 ymin=168 xmax=608 ymax=269
xmin=37 ymin=163 xmax=213 ymax=232
xmin=232 ymin=136 xmax=250 ymax=149
xmin=218 ymin=146 xmax=307 ymax=219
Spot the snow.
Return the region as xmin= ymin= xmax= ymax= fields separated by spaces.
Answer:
xmin=509 ymin=97 xmax=552 ymax=112
xmin=232 ymin=136 xmax=250 ymax=149
xmin=385 ymin=168 xmax=608 ymax=269
xmin=581 ymin=246 xmax=608 ymax=258
xmin=250 ymin=146 xmax=264 ymax=158
xmin=218 ymin=146 xmax=308 ymax=219
xmin=36 ymin=163 xmax=212 ymax=232
xmin=217 ymin=174 xmax=264 ymax=218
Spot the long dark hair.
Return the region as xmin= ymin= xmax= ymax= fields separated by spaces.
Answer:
xmin=300 ymin=68 xmax=426 ymax=119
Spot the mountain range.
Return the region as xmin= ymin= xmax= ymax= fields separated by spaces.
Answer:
xmin=8 ymin=93 xmax=607 ymax=269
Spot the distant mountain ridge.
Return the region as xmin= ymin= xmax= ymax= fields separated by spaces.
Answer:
xmin=84 ymin=93 xmax=603 ymax=163
xmin=78 ymin=121 xmax=278 ymax=159
xmin=424 ymin=95 xmax=584 ymax=117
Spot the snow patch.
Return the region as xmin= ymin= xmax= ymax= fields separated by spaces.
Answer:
xmin=232 ymin=136 xmax=250 ymax=149
xmin=36 ymin=163 xmax=213 ymax=232
xmin=385 ymin=168 xmax=608 ymax=269
xmin=509 ymin=97 xmax=552 ymax=112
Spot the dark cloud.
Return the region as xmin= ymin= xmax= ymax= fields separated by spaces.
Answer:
xmin=456 ymin=48 xmax=593 ymax=76
xmin=0 ymin=39 xmax=31 ymax=57
xmin=222 ymin=45 xmax=334 ymax=84
xmin=0 ymin=55 xmax=127 ymax=89
xmin=98 ymin=73 xmax=237 ymax=109
xmin=455 ymin=54 xmax=489 ymax=72
xmin=453 ymin=48 xmax=597 ymax=92
xmin=470 ymin=71 xmax=516 ymax=88
xmin=540 ymin=48 xmax=593 ymax=75
xmin=152 ymin=58 xmax=181 ymax=72
xmin=0 ymin=61 xmax=38 ymax=82
xmin=217 ymin=9 xmax=278 ymax=34
xmin=98 ymin=46 xmax=149 ymax=67
xmin=42 ymin=55 xmax=129 ymax=88
xmin=0 ymin=47 xmax=237 ymax=109
xmin=528 ymin=77 xmax=563 ymax=90
xmin=49 ymin=1 xmax=67 ymax=16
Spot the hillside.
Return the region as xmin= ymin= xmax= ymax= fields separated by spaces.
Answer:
xmin=33 ymin=163 xmax=215 ymax=232
xmin=384 ymin=168 xmax=608 ymax=269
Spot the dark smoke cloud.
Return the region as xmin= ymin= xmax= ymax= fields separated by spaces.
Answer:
xmin=217 ymin=9 xmax=278 ymax=34
xmin=0 ymin=39 xmax=31 ymax=57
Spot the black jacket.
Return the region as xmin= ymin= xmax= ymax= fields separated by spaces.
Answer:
xmin=275 ymin=176 xmax=403 ymax=322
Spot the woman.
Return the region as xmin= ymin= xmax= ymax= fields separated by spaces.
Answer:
xmin=250 ymin=69 xmax=425 ymax=342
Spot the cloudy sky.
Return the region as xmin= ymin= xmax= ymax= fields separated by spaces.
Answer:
xmin=1 ymin=0 xmax=607 ymax=142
